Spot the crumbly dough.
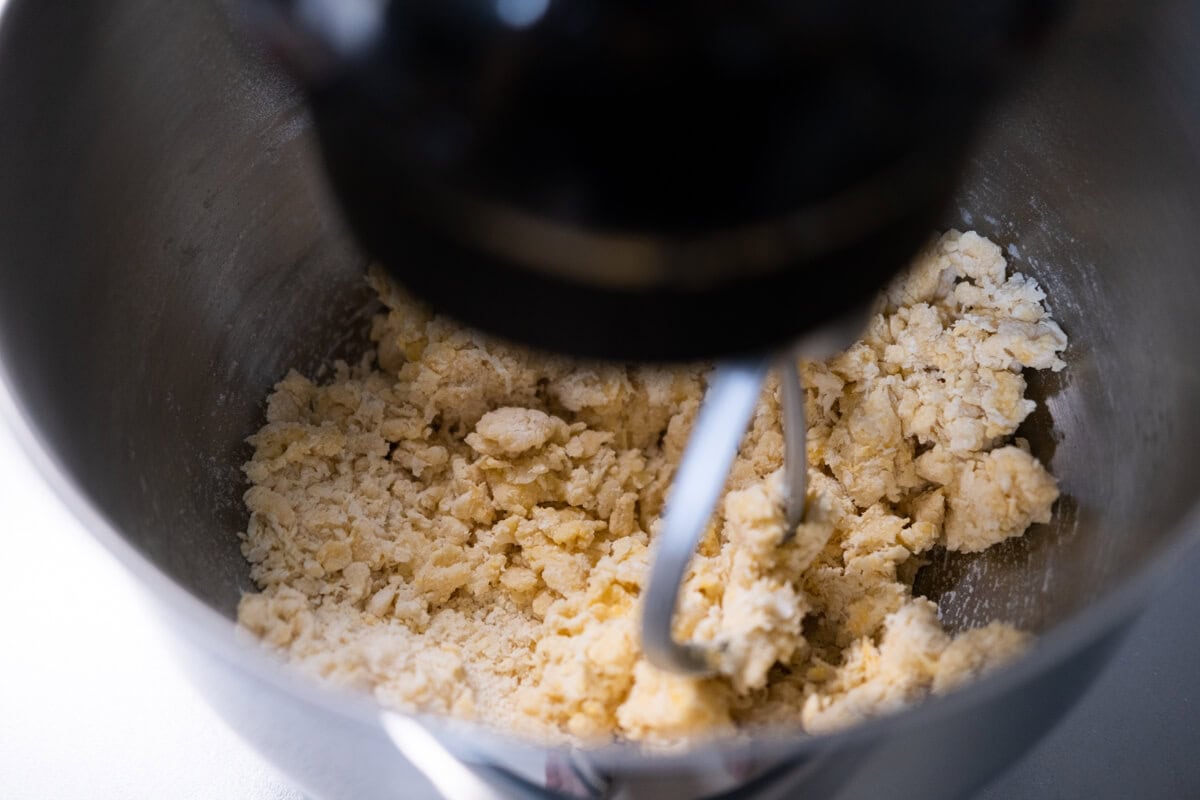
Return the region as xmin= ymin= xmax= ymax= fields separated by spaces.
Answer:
xmin=237 ymin=230 xmax=1068 ymax=745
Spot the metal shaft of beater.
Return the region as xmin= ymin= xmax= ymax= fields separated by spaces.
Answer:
xmin=641 ymin=353 xmax=808 ymax=676
xmin=779 ymin=355 xmax=808 ymax=538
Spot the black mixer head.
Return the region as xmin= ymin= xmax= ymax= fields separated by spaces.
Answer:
xmin=244 ymin=0 xmax=1061 ymax=361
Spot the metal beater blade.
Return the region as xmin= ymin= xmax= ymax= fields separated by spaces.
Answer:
xmin=640 ymin=305 xmax=869 ymax=676
xmin=641 ymin=352 xmax=808 ymax=675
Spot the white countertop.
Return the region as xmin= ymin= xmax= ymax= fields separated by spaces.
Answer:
xmin=0 ymin=417 xmax=304 ymax=800
xmin=2 ymin=409 xmax=1198 ymax=800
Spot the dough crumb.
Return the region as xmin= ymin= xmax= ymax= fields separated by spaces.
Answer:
xmin=238 ymin=230 xmax=1065 ymax=744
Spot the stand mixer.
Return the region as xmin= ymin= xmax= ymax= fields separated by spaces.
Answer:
xmin=10 ymin=0 xmax=1200 ymax=797
xmin=241 ymin=0 xmax=1061 ymax=678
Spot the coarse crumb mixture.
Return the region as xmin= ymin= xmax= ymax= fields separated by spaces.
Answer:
xmin=237 ymin=230 xmax=1068 ymax=745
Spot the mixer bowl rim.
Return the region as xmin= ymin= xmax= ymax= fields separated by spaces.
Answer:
xmin=2 ymin=343 xmax=1197 ymax=772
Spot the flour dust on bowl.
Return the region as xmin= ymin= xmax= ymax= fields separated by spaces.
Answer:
xmin=2 ymin=1 xmax=1200 ymax=799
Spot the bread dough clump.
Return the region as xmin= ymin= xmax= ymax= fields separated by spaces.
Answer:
xmin=237 ymin=230 xmax=1067 ymax=745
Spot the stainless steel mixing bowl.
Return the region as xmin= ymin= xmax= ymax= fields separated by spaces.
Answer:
xmin=2 ymin=1 xmax=1199 ymax=798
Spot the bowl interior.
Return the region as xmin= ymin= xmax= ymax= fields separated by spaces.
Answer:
xmin=1 ymin=0 xmax=1199 ymax=649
